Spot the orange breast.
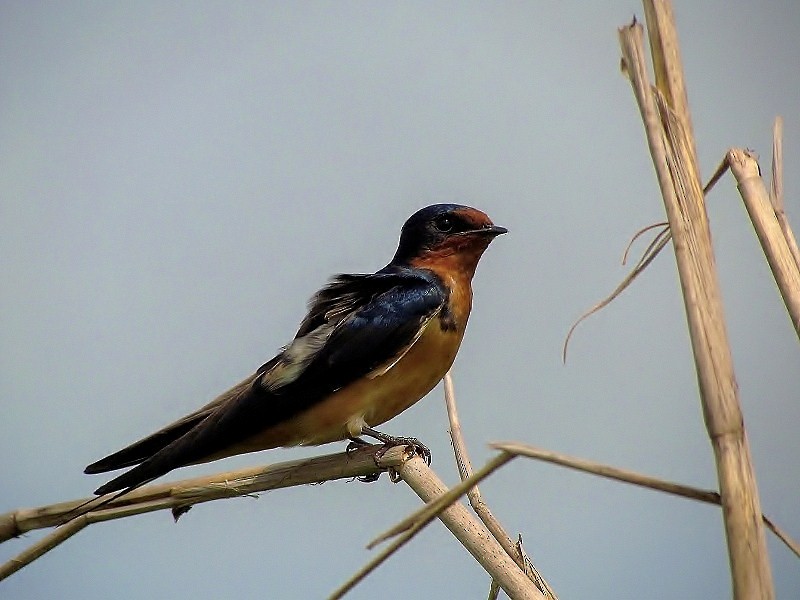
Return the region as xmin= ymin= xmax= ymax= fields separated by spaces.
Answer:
xmin=267 ymin=315 xmax=465 ymax=446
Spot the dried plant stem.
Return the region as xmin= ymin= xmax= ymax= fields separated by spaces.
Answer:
xmin=770 ymin=117 xmax=800 ymax=269
xmin=396 ymin=454 xmax=542 ymax=600
xmin=492 ymin=442 xmax=799 ymax=559
xmin=328 ymin=519 xmax=418 ymax=600
xmin=642 ymin=0 xmax=700 ymax=178
xmin=334 ymin=451 xmax=540 ymax=600
xmin=727 ymin=148 xmax=800 ymax=337
xmin=368 ymin=453 xmax=513 ymax=548
xmin=620 ymin=3 xmax=773 ymax=597
xmin=444 ymin=374 xmax=557 ymax=599
xmin=0 ymin=444 xmax=401 ymax=581
xmin=0 ymin=517 xmax=87 ymax=581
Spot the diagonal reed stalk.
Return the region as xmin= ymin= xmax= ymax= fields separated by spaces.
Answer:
xmin=444 ymin=374 xmax=557 ymax=599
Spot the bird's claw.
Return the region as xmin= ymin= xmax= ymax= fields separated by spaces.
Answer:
xmin=357 ymin=472 xmax=382 ymax=483
xmin=375 ymin=436 xmax=432 ymax=466
xmin=346 ymin=436 xmax=370 ymax=456
xmin=351 ymin=427 xmax=431 ymax=482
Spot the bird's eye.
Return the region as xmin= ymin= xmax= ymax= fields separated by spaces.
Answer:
xmin=434 ymin=216 xmax=454 ymax=232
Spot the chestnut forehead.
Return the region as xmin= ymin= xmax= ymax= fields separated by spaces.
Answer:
xmin=451 ymin=207 xmax=492 ymax=227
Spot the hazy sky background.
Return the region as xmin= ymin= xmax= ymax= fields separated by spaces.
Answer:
xmin=2 ymin=2 xmax=798 ymax=598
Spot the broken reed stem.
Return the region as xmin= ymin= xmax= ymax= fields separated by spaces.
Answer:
xmin=491 ymin=442 xmax=799 ymax=559
xmin=444 ymin=373 xmax=557 ymax=599
xmin=727 ymin=148 xmax=800 ymax=338
xmin=770 ymin=117 xmax=800 ymax=269
xmin=0 ymin=444 xmax=401 ymax=582
xmin=642 ymin=0 xmax=700 ymax=179
xmin=621 ymin=4 xmax=773 ymax=598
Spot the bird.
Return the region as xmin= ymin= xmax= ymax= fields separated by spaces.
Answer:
xmin=83 ymin=203 xmax=506 ymax=498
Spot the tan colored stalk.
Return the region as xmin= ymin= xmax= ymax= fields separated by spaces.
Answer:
xmin=396 ymin=454 xmax=542 ymax=600
xmin=619 ymin=3 xmax=773 ymax=597
xmin=332 ymin=451 xmax=541 ymax=600
xmin=727 ymin=148 xmax=800 ymax=337
xmin=492 ymin=442 xmax=799 ymax=559
xmin=444 ymin=374 xmax=557 ymax=599
xmin=0 ymin=444 xmax=401 ymax=581
xmin=770 ymin=117 xmax=800 ymax=269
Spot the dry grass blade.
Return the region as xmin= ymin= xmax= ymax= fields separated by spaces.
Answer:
xmin=762 ymin=515 xmax=800 ymax=560
xmin=621 ymin=221 xmax=669 ymax=265
xmin=491 ymin=442 xmax=799 ymax=560
xmin=642 ymin=0 xmax=700 ymax=178
xmin=771 ymin=116 xmax=784 ymax=210
xmin=493 ymin=441 xmax=721 ymax=501
xmin=488 ymin=579 xmax=501 ymax=600
xmin=562 ymin=160 xmax=729 ymax=364
xmin=328 ymin=527 xmax=418 ymax=600
xmin=0 ymin=517 xmax=87 ymax=581
xmin=562 ymin=224 xmax=671 ymax=362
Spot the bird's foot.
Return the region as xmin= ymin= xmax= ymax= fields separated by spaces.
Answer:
xmin=361 ymin=426 xmax=432 ymax=466
xmin=346 ymin=436 xmax=383 ymax=483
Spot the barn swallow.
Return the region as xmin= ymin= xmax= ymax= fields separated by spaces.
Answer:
xmin=84 ymin=204 xmax=506 ymax=497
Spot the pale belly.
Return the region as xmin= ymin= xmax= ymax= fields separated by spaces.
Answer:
xmin=241 ymin=320 xmax=464 ymax=449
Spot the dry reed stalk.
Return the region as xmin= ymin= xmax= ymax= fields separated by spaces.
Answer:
xmin=444 ymin=374 xmax=557 ymax=599
xmin=726 ymin=148 xmax=800 ymax=337
xmin=0 ymin=444 xmax=401 ymax=581
xmin=331 ymin=451 xmax=541 ymax=600
xmin=770 ymin=117 xmax=800 ymax=269
xmin=491 ymin=442 xmax=800 ymax=559
xmin=395 ymin=454 xmax=541 ymax=600
xmin=368 ymin=452 xmax=513 ymax=547
xmin=619 ymin=2 xmax=773 ymax=597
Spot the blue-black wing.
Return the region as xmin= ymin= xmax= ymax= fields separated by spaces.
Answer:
xmin=87 ymin=267 xmax=446 ymax=495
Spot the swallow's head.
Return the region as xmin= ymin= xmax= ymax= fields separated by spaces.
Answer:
xmin=392 ymin=204 xmax=507 ymax=277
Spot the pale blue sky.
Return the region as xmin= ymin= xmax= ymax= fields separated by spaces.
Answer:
xmin=2 ymin=2 xmax=799 ymax=598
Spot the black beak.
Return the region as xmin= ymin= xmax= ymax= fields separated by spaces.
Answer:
xmin=474 ymin=225 xmax=508 ymax=237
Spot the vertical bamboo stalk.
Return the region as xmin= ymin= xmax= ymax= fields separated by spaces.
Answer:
xmin=619 ymin=2 xmax=774 ymax=597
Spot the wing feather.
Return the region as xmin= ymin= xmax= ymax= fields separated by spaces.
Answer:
xmin=87 ymin=267 xmax=446 ymax=495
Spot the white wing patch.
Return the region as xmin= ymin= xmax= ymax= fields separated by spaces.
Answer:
xmin=261 ymin=323 xmax=335 ymax=391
